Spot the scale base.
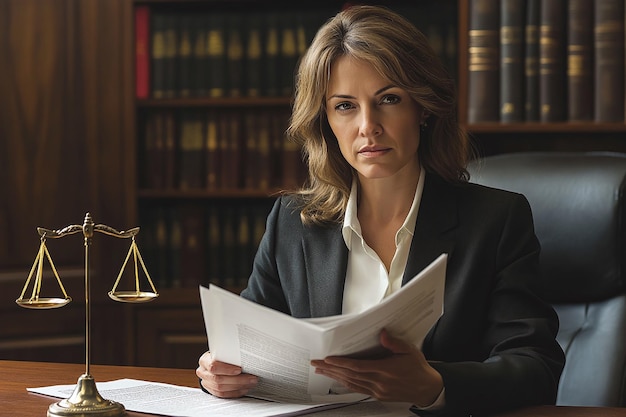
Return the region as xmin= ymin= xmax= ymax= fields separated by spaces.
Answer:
xmin=47 ymin=374 xmax=125 ymax=417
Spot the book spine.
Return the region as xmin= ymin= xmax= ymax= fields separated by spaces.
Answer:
xmin=134 ymin=6 xmax=150 ymax=99
xmin=594 ymin=0 xmax=625 ymax=122
xmin=500 ymin=0 xmax=526 ymax=122
xmin=567 ymin=0 xmax=594 ymax=121
xmin=524 ymin=0 xmax=540 ymax=121
xmin=229 ymin=112 xmax=243 ymax=189
xmin=143 ymin=112 xmax=164 ymax=189
xmin=226 ymin=12 xmax=245 ymax=97
xmin=296 ymin=13 xmax=308 ymax=60
xmin=163 ymin=111 xmax=177 ymax=189
xmin=256 ymin=112 xmax=271 ymax=191
xmin=218 ymin=111 xmax=242 ymax=189
xmin=207 ymin=14 xmax=226 ymax=98
xmin=467 ymin=0 xmax=500 ymax=123
xmin=205 ymin=110 xmax=220 ymax=190
xmin=162 ymin=14 xmax=179 ymax=98
xmin=178 ymin=114 xmax=205 ymax=190
xmin=539 ymin=0 xmax=567 ymax=122
xmin=177 ymin=13 xmax=193 ymax=97
xmin=191 ymin=14 xmax=207 ymax=97
xmin=264 ymin=13 xmax=281 ymax=97
xmin=150 ymin=13 xmax=166 ymax=99
xmin=279 ymin=12 xmax=298 ymax=97
xmin=270 ymin=111 xmax=284 ymax=189
xmin=245 ymin=14 xmax=263 ymax=97
xmin=243 ymin=112 xmax=260 ymax=189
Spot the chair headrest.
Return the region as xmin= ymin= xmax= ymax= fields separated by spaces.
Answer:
xmin=468 ymin=152 xmax=626 ymax=303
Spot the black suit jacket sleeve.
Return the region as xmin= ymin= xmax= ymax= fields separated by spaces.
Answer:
xmin=241 ymin=173 xmax=565 ymax=417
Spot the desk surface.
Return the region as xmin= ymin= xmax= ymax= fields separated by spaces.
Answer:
xmin=1 ymin=360 xmax=625 ymax=417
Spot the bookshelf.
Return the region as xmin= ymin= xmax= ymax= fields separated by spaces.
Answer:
xmin=127 ymin=0 xmax=458 ymax=368
xmin=130 ymin=0 xmax=459 ymax=292
xmin=459 ymin=0 xmax=626 ymax=157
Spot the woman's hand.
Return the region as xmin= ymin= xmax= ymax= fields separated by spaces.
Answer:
xmin=196 ymin=351 xmax=258 ymax=398
xmin=311 ymin=329 xmax=443 ymax=407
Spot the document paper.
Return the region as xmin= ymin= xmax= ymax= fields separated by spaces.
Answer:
xmin=29 ymin=378 xmax=414 ymax=417
xmin=201 ymin=253 xmax=447 ymax=404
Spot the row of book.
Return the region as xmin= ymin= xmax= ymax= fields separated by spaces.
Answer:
xmin=468 ymin=0 xmax=626 ymax=123
xmin=134 ymin=3 xmax=458 ymax=100
xmin=138 ymin=201 xmax=275 ymax=290
xmin=141 ymin=109 xmax=307 ymax=192
xmin=135 ymin=7 xmax=329 ymax=99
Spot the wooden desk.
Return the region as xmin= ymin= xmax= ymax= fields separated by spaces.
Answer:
xmin=1 ymin=360 xmax=625 ymax=417
xmin=0 ymin=360 xmax=198 ymax=416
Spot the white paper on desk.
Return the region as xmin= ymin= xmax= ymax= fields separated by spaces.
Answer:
xmin=28 ymin=378 xmax=413 ymax=417
xmin=201 ymin=253 xmax=446 ymax=404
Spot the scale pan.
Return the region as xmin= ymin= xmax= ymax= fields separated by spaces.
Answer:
xmin=16 ymin=297 xmax=72 ymax=309
xmin=108 ymin=291 xmax=158 ymax=303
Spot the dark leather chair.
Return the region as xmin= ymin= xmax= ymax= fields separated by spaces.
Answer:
xmin=467 ymin=151 xmax=626 ymax=407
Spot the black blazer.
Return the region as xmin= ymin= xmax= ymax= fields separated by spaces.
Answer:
xmin=241 ymin=173 xmax=565 ymax=416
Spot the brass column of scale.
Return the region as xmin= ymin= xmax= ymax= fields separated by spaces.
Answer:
xmin=16 ymin=213 xmax=159 ymax=417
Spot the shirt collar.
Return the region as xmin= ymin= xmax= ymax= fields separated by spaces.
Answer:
xmin=342 ymin=166 xmax=426 ymax=249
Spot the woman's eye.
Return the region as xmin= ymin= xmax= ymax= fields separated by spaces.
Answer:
xmin=380 ymin=95 xmax=400 ymax=105
xmin=335 ymin=102 xmax=354 ymax=111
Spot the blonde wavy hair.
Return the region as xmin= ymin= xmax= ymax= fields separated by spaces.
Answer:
xmin=286 ymin=5 xmax=473 ymax=225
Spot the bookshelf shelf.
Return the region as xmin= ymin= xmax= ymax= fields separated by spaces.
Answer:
xmin=137 ymin=188 xmax=283 ymax=199
xmin=466 ymin=122 xmax=626 ymax=135
xmin=136 ymin=97 xmax=293 ymax=108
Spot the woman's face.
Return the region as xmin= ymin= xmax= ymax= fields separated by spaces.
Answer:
xmin=325 ymin=55 xmax=423 ymax=181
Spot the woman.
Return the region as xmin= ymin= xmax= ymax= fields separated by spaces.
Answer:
xmin=197 ymin=5 xmax=565 ymax=416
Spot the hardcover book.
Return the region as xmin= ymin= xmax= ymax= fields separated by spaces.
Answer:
xmin=264 ymin=13 xmax=281 ymax=97
xmin=467 ymin=0 xmax=500 ymax=123
xmin=191 ymin=13 xmax=208 ymax=97
xmin=245 ymin=14 xmax=263 ymax=97
xmin=205 ymin=110 xmax=220 ymax=190
xmin=177 ymin=13 xmax=193 ymax=97
xmin=500 ymin=0 xmax=526 ymax=122
xmin=524 ymin=0 xmax=540 ymax=121
xmin=207 ymin=14 xmax=226 ymax=98
xmin=567 ymin=0 xmax=594 ymax=121
xmin=150 ymin=13 xmax=166 ymax=98
xmin=226 ymin=12 xmax=245 ymax=97
xmin=178 ymin=114 xmax=205 ymax=190
xmin=539 ymin=0 xmax=567 ymax=122
xmin=594 ymin=0 xmax=625 ymax=122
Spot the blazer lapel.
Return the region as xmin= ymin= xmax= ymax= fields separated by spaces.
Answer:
xmin=403 ymin=174 xmax=458 ymax=284
xmin=302 ymin=222 xmax=348 ymax=317
xmin=299 ymin=174 xmax=458 ymax=317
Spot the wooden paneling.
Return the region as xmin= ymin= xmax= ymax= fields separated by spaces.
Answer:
xmin=134 ymin=306 xmax=207 ymax=369
xmin=0 ymin=0 xmax=134 ymax=365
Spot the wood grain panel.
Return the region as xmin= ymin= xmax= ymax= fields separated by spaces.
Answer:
xmin=134 ymin=307 xmax=207 ymax=369
xmin=0 ymin=0 xmax=134 ymax=365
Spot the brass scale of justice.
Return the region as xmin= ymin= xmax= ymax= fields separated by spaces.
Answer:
xmin=15 ymin=213 xmax=159 ymax=417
